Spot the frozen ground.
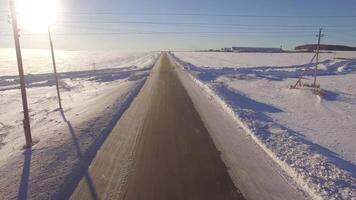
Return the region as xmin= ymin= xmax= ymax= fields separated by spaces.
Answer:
xmin=173 ymin=51 xmax=356 ymax=200
xmin=0 ymin=49 xmax=159 ymax=199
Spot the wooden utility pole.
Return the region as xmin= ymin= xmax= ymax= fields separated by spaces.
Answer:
xmin=314 ymin=28 xmax=323 ymax=88
xmin=9 ymin=0 xmax=32 ymax=147
xmin=48 ymin=25 xmax=62 ymax=110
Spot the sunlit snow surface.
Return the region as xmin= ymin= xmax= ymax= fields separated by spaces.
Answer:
xmin=0 ymin=49 xmax=159 ymax=199
xmin=0 ymin=49 xmax=157 ymax=75
xmin=174 ymin=51 xmax=356 ymax=200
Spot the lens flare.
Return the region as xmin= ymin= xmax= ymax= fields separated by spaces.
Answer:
xmin=16 ymin=0 xmax=58 ymax=33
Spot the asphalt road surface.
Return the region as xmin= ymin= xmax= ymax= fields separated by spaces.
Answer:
xmin=71 ymin=53 xmax=245 ymax=200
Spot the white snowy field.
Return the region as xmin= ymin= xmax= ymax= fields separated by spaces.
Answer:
xmin=0 ymin=48 xmax=157 ymax=76
xmin=175 ymin=51 xmax=337 ymax=68
xmin=0 ymin=50 xmax=159 ymax=199
xmin=173 ymin=51 xmax=356 ymax=200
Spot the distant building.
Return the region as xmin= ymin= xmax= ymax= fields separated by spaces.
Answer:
xmin=221 ymin=47 xmax=232 ymax=52
xmin=231 ymin=47 xmax=283 ymax=53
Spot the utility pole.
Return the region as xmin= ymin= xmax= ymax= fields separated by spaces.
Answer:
xmin=9 ymin=0 xmax=32 ymax=147
xmin=48 ymin=25 xmax=62 ymax=110
xmin=314 ymin=28 xmax=324 ymax=89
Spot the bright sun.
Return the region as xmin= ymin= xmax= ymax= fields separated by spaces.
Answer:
xmin=16 ymin=0 xmax=58 ymax=33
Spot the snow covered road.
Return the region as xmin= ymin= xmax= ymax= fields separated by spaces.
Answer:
xmin=71 ymin=53 xmax=245 ymax=200
xmin=70 ymin=53 xmax=305 ymax=200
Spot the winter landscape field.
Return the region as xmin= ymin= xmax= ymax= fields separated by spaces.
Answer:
xmin=1 ymin=0 xmax=356 ymax=199
xmin=1 ymin=49 xmax=355 ymax=199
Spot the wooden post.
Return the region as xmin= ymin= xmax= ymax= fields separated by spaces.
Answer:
xmin=9 ymin=0 xmax=32 ymax=147
xmin=48 ymin=25 xmax=62 ymax=110
xmin=314 ymin=28 xmax=323 ymax=88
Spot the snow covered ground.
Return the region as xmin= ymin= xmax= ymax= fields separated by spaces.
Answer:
xmin=173 ymin=51 xmax=356 ymax=200
xmin=173 ymin=51 xmax=335 ymax=68
xmin=0 ymin=48 xmax=157 ymax=76
xmin=0 ymin=49 xmax=159 ymax=199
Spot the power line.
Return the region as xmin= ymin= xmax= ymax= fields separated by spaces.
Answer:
xmin=53 ymin=24 xmax=356 ymax=32
xmin=54 ymin=20 xmax=356 ymax=28
xmin=1 ymin=25 xmax=355 ymax=36
xmin=1 ymin=9 xmax=356 ymax=18
xmin=1 ymin=17 xmax=356 ymax=29
xmin=46 ymin=27 xmax=356 ymax=34
xmin=2 ymin=24 xmax=356 ymax=34
xmin=50 ymin=25 xmax=318 ymax=33
xmin=41 ymin=11 xmax=356 ymax=18
xmin=52 ymin=22 xmax=356 ymax=31
xmin=0 ymin=31 xmax=317 ymax=36
xmin=2 ymin=23 xmax=355 ymax=36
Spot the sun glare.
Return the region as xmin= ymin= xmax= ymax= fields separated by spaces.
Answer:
xmin=16 ymin=0 xmax=58 ymax=33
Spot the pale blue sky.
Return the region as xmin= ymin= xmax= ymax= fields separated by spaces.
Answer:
xmin=0 ymin=0 xmax=356 ymax=51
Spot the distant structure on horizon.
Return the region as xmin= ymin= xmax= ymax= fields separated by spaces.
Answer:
xmin=218 ymin=47 xmax=283 ymax=53
xmin=221 ymin=47 xmax=233 ymax=52
xmin=230 ymin=47 xmax=283 ymax=53
xmin=295 ymin=44 xmax=356 ymax=51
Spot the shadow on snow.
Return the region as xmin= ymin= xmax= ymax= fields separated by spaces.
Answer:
xmin=9 ymin=64 xmax=152 ymax=199
xmin=215 ymin=83 xmax=356 ymax=181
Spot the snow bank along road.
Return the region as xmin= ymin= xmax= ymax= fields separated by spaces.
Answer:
xmin=173 ymin=51 xmax=356 ymax=200
xmin=70 ymin=53 xmax=304 ymax=200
